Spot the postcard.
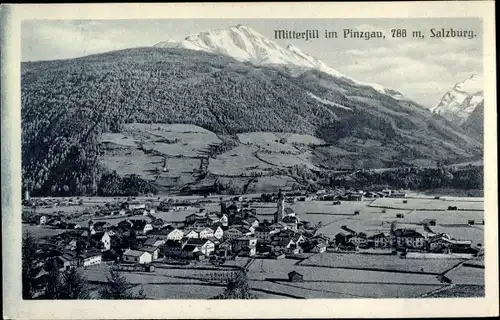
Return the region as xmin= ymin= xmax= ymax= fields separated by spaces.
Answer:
xmin=1 ymin=2 xmax=498 ymax=319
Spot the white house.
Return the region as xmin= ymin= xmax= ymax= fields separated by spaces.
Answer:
xmin=184 ymin=239 xmax=215 ymax=256
xmin=128 ymin=201 xmax=146 ymax=210
xmin=213 ymin=226 xmax=224 ymax=240
xmin=165 ymin=228 xmax=184 ymax=241
xmin=139 ymin=246 xmax=160 ymax=260
xmin=219 ymin=214 xmax=229 ymax=227
xmin=185 ymin=230 xmax=199 ymax=239
xmin=123 ymin=250 xmax=152 ymax=264
xmin=224 ymin=228 xmax=244 ymax=240
xmin=79 ymin=252 xmax=102 ymax=267
xmin=254 ymin=226 xmax=279 ymax=244
xmin=198 ymin=227 xmax=214 ymax=239
xmin=38 ymin=215 xmax=47 ymax=225
xmin=311 ymin=243 xmax=327 ymax=253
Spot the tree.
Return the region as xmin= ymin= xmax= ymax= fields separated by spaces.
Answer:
xmin=44 ymin=261 xmax=63 ymax=299
xmin=99 ymin=269 xmax=145 ymax=299
xmin=22 ymin=232 xmax=42 ymax=299
xmin=215 ymin=270 xmax=255 ymax=299
xmin=59 ymin=268 xmax=91 ymax=299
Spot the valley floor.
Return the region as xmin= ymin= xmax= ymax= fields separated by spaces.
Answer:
xmin=23 ymin=192 xmax=485 ymax=299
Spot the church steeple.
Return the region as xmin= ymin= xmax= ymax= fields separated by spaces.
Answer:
xmin=274 ymin=190 xmax=285 ymax=223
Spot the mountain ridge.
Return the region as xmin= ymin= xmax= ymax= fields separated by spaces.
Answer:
xmin=154 ymin=24 xmax=406 ymax=101
xmin=431 ymin=74 xmax=484 ymax=125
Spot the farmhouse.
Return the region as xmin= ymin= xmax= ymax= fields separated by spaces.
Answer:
xmin=213 ymin=226 xmax=224 ymax=240
xmin=139 ymin=246 xmax=160 ymax=260
xmin=162 ymin=240 xmax=183 ymax=257
xmin=128 ymin=201 xmax=146 ymax=210
xmin=311 ymin=243 xmax=327 ymax=253
xmin=123 ymin=249 xmax=152 ymax=264
xmin=373 ymin=232 xmax=392 ymax=248
xmin=393 ymin=228 xmax=426 ymax=249
xmin=184 ymin=238 xmax=215 ymax=256
xmin=184 ymin=230 xmax=199 ymax=239
xmin=233 ymin=236 xmax=257 ymax=254
xmin=144 ymin=237 xmax=166 ymax=247
xmin=181 ymin=245 xmax=200 ymax=258
xmin=78 ymin=251 xmax=102 ymax=267
xmin=254 ymin=226 xmax=279 ymax=243
xmin=197 ymin=227 xmax=215 ymax=239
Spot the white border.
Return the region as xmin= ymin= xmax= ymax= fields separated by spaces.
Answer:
xmin=2 ymin=2 xmax=498 ymax=319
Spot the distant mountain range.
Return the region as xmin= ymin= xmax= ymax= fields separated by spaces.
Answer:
xmin=154 ymin=24 xmax=405 ymax=100
xmin=431 ymin=75 xmax=484 ymax=139
xmin=20 ymin=25 xmax=483 ymax=196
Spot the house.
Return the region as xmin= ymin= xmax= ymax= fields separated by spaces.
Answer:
xmin=334 ymin=232 xmax=348 ymax=246
xmin=181 ymin=245 xmax=200 ymax=258
xmin=224 ymin=227 xmax=244 ymax=240
xmin=219 ymin=214 xmax=229 ymax=227
xmin=347 ymin=193 xmax=363 ymax=201
xmin=348 ymin=234 xmax=368 ymax=247
xmin=117 ymin=219 xmax=134 ymax=230
xmin=185 ymin=213 xmax=206 ymax=224
xmin=213 ymin=226 xmax=224 ymax=240
xmin=285 ymin=244 xmax=301 ymax=255
xmin=271 ymin=237 xmax=295 ymax=251
xmin=310 ymin=234 xmax=330 ymax=245
xmin=78 ymin=251 xmax=102 ymax=267
xmin=288 ymin=271 xmax=304 ymax=282
xmin=373 ymin=232 xmax=392 ymax=248
xmin=50 ymin=251 xmax=77 ymax=271
xmin=254 ymin=226 xmax=279 ymax=244
xmin=311 ymin=243 xmax=327 ymax=253
xmin=184 ymin=238 xmax=215 ymax=256
xmin=151 ymin=218 xmax=168 ymax=230
xmin=90 ymin=231 xmax=111 ymax=251
xmin=144 ymin=237 xmax=166 ymax=247
xmin=392 ymin=228 xmax=426 ymax=249
xmin=139 ymin=246 xmax=160 ymax=260
xmin=93 ymin=221 xmax=112 ymax=231
xmin=282 ymin=215 xmax=299 ymax=231
xmin=428 ymin=235 xmax=472 ymax=253
xmin=162 ymin=240 xmax=183 ymax=257
xmin=216 ymin=241 xmax=232 ymax=257
xmin=123 ymin=249 xmax=152 ymax=264
xmin=128 ymin=201 xmax=145 ymax=210
xmin=198 ymin=227 xmax=214 ymax=239
xmin=185 ymin=230 xmax=199 ymax=239
xmin=391 ymin=191 xmax=407 ymax=198
xmin=38 ymin=215 xmax=47 ymax=225
xmin=131 ymin=219 xmax=153 ymax=234
xmin=233 ymin=236 xmax=258 ymax=256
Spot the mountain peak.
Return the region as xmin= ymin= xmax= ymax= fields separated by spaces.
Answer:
xmin=153 ymin=25 xmax=406 ymax=100
xmin=432 ymin=75 xmax=484 ymax=125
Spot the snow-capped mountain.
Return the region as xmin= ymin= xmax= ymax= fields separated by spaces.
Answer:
xmin=431 ymin=75 xmax=484 ymax=125
xmin=154 ymin=24 xmax=405 ymax=100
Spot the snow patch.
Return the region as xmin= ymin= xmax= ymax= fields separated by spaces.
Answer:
xmin=307 ymin=92 xmax=353 ymax=111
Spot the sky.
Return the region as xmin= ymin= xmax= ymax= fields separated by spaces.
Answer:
xmin=22 ymin=18 xmax=483 ymax=108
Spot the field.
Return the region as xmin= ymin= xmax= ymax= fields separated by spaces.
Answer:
xmin=298 ymin=253 xmax=462 ymax=274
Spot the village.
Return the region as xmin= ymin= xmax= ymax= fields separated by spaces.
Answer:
xmin=22 ymin=186 xmax=483 ymax=294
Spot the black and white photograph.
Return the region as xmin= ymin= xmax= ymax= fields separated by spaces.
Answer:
xmin=2 ymin=2 xmax=498 ymax=319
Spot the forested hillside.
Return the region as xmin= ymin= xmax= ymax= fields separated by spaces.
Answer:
xmin=21 ymin=47 xmax=482 ymax=196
